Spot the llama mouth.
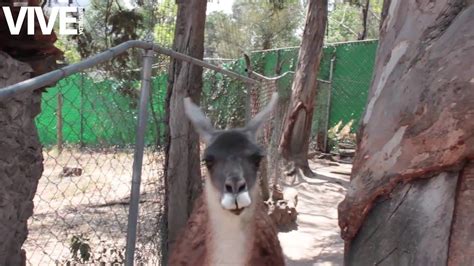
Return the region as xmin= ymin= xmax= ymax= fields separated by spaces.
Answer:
xmin=230 ymin=208 xmax=245 ymax=215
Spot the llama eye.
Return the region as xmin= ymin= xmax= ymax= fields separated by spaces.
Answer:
xmin=250 ymin=153 xmax=263 ymax=167
xmin=203 ymin=155 xmax=214 ymax=169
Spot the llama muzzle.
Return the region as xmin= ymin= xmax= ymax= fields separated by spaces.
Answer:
xmin=220 ymin=191 xmax=252 ymax=214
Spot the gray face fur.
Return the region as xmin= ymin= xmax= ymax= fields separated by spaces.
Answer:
xmin=184 ymin=93 xmax=278 ymax=215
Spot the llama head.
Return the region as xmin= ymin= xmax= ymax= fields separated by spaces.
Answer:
xmin=184 ymin=93 xmax=278 ymax=215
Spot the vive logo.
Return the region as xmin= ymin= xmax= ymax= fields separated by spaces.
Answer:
xmin=2 ymin=6 xmax=84 ymax=35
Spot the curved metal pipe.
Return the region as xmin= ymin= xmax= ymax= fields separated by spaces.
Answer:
xmin=0 ymin=40 xmax=257 ymax=100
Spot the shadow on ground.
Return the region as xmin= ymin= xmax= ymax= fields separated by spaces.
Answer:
xmin=279 ymin=158 xmax=350 ymax=266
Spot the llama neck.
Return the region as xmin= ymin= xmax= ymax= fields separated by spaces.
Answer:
xmin=205 ymin=180 xmax=257 ymax=266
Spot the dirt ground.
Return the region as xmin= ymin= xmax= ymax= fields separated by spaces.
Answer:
xmin=280 ymin=158 xmax=350 ymax=266
xmin=24 ymin=148 xmax=163 ymax=265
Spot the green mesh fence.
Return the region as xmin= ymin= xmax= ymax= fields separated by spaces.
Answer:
xmin=37 ymin=73 xmax=168 ymax=146
xmin=329 ymin=41 xmax=377 ymax=131
xmin=250 ymin=40 xmax=378 ymax=133
xmin=312 ymin=81 xmax=332 ymax=148
xmin=36 ymin=40 xmax=377 ymax=146
xmin=201 ymin=60 xmax=249 ymax=129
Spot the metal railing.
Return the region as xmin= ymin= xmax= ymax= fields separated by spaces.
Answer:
xmin=0 ymin=40 xmax=259 ymax=265
xmin=0 ymin=40 xmax=256 ymax=100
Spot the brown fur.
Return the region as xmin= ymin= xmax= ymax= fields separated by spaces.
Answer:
xmin=169 ymin=194 xmax=285 ymax=266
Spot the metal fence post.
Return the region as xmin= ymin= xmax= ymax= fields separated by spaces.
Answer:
xmin=125 ymin=49 xmax=154 ymax=266
xmin=57 ymin=92 xmax=63 ymax=153
xmin=80 ymin=75 xmax=85 ymax=148
xmin=322 ymin=56 xmax=335 ymax=152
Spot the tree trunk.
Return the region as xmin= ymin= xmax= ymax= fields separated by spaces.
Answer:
xmin=379 ymin=0 xmax=391 ymax=28
xmin=0 ymin=52 xmax=43 ymax=266
xmin=0 ymin=3 xmax=60 ymax=264
xmin=448 ymin=160 xmax=474 ymax=266
xmin=163 ymin=0 xmax=207 ymax=260
xmin=357 ymin=0 xmax=370 ymax=40
xmin=338 ymin=1 xmax=474 ymax=264
xmin=278 ymin=0 xmax=328 ymax=177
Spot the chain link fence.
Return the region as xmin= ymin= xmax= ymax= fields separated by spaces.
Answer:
xmin=24 ymin=56 xmax=166 ymax=265
xmin=18 ymin=39 xmax=376 ymax=265
xmin=16 ymin=1 xmax=172 ymax=264
xmin=13 ymin=45 xmax=270 ymax=265
xmin=244 ymin=40 xmax=378 ymax=152
xmin=208 ymin=39 xmax=378 ymax=153
xmin=1 ymin=1 xmax=379 ymax=265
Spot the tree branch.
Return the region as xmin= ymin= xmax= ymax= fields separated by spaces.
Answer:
xmin=358 ymin=0 xmax=370 ymax=40
xmin=278 ymin=101 xmax=308 ymax=158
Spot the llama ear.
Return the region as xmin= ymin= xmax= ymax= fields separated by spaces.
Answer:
xmin=245 ymin=92 xmax=278 ymax=141
xmin=184 ymin=97 xmax=215 ymax=143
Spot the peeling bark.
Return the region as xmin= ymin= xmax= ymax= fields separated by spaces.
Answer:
xmin=0 ymin=3 xmax=60 ymax=264
xmin=346 ymin=172 xmax=458 ymax=265
xmin=379 ymin=0 xmax=391 ymax=29
xmin=347 ymin=172 xmax=458 ymax=265
xmin=338 ymin=0 xmax=474 ymax=263
xmin=448 ymin=160 xmax=474 ymax=266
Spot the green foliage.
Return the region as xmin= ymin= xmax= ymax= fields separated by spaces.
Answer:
xmin=201 ymin=59 xmax=248 ymax=129
xmin=55 ymin=36 xmax=81 ymax=63
xmin=109 ymin=9 xmax=145 ymax=46
xmin=205 ymin=11 xmax=246 ymax=59
xmin=54 ymin=0 xmax=174 ymax=98
xmin=70 ymin=234 xmax=91 ymax=263
xmin=326 ymin=120 xmax=356 ymax=152
xmin=72 ymin=1 xmax=146 ymax=81
xmin=74 ymin=0 xmax=146 ymax=57
xmin=327 ymin=127 xmax=339 ymax=153
xmin=153 ymin=0 xmax=177 ymax=47
xmin=233 ymin=0 xmax=303 ymax=49
xmin=327 ymin=0 xmax=383 ymax=43
xmin=55 ymin=0 xmax=176 ymax=65
xmin=205 ymin=0 xmax=304 ymax=58
xmin=327 ymin=3 xmax=362 ymax=42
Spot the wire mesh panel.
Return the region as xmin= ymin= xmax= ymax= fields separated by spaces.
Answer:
xmin=19 ymin=0 xmax=176 ymax=264
xmin=244 ymin=40 xmax=378 ymax=133
xmin=201 ymin=68 xmax=249 ymax=129
xmin=200 ymin=58 xmax=277 ymax=134
xmin=243 ymin=40 xmax=378 ymax=152
xmin=22 ymin=48 xmax=263 ymax=265
xmin=24 ymin=53 xmax=168 ymax=264
xmin=20 ymin=39 xmax=377 ymax=265
xmin=312 ymin=81 xmax=332 ymax=151
xmin=329 ymin=41 xmax=377 ymax=130
xmin=0 ymin=0 xmax=381 ymax=264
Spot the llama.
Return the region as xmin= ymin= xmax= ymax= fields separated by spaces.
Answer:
xmin=168 ymin=93 xmax=285 ymax=266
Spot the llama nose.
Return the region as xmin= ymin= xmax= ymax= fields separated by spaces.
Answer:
xmin=224 ymin=177 xmax=247 ymax=194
